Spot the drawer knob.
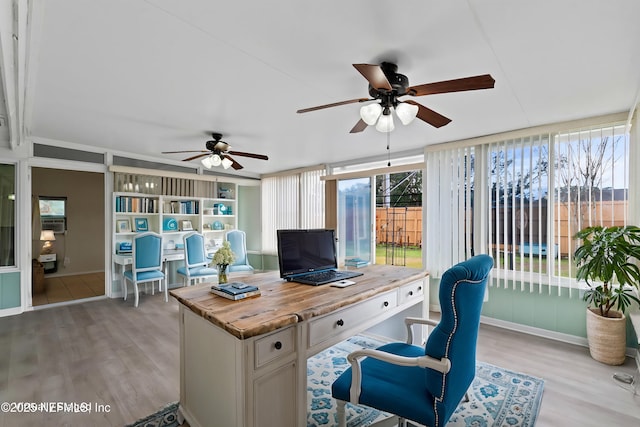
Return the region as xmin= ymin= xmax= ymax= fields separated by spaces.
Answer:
xmin=274 ymin=341 xmax=282 ymax=350
xmin=408 ymin=291 xmax=414 ymax=296
xmin=336 ymin=319 xmax=344 ymax=327
xmin=383 ymin=301 xmax=389 ymax=307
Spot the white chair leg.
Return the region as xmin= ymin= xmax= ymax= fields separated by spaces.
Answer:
xmin=134 ymin=282 xmax=139 ymax=307
xmin=336 ymin=400 xmax=346 ymax=427
xmin=123 ymin=278 xmax=128 ymax=301
xmin=163 ymin=278 xmax=168 ymax=302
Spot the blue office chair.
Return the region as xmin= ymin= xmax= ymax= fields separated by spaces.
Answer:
xmin=226 ymin=230 xmax=254 ymax=273
xmin=332 ymin=254 xmax=494 ymax=427
xmin=177 ymin=232 xmax=218 ymax=286
xmin=123 ymin=232 xmax=166 ymax=308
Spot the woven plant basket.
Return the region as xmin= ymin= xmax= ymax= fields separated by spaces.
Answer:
xmin=585 ymin=308 xmax=626 ymax=365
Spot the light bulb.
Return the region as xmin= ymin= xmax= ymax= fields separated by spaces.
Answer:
xmin=211 ymin=154 xmax=222 ymax=167
xmin=376 ymin=113 xmax=395 ymax=132
xmin=395 ymin=102 xmax=419 ymax=125
xmin=221 ymin=157 xmax=233 ymax=169
xmin=201 ymin=156 xmax=213 ymax=169
xmin=360 ymin=103 xmax=383 ymax=125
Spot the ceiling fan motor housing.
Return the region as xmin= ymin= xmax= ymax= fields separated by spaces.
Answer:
xmin=368 ymin=62 xmax=409 ymax=99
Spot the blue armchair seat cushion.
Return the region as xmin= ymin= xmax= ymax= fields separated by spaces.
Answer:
xmin=177 ymin=266 xmax=218 ymax=277
xmin=123 ymin=269 xmax=164 ymax=282
xmin=331 ymin=342 xmax=437 ymax=426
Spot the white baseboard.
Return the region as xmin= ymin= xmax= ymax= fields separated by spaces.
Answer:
xmin=480 ymin=315 xmax=638 ymax=358
xmin=480 ymin=315 xmax=588 ymax=347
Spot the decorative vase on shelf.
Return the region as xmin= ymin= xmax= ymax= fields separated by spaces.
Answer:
xmin=217 ymin=264 xmax=229 ymax=284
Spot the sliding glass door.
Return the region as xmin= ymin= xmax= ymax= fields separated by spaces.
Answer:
xmin=337 ymin=178 xmax=372 ymax=266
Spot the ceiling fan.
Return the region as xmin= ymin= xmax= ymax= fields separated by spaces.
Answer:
xmin=297 ymin=62 xmax=495 ymax=133
xmin=162 ymin=133 xmax=268 ymax=170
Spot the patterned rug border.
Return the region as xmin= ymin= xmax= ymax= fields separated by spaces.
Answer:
xmin=125 ymin=401 xmax=179 ymax=427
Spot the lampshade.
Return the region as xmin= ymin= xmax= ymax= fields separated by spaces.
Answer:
xmin=221 ymin=157 xmax=233 ymax=169
xmin=375 ymin=112 xmax=395 ymax=132
xmin=201 ymin=155 xmax=214 ymax=169
xmin=360 ymin=103 xmax=383 ymax=125
xmin=395 ymin=102 xmax=419 ymax=125
xmin=40 ymin=230 xmax=56 ymax=241
xmin=211 ymin=154 xmax=222 ymax=167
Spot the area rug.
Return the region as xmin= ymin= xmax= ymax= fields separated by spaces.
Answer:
xmin=125 ymin=402 xmax=180 ymax=427
xmin=128 ymin=336 xmax=544 ymax=427
xmin=307 ymin=335 xmax=545 ymax=427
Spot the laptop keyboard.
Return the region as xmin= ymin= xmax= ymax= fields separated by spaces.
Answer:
xmin=292 ymin=269 xmax=362 ymax=285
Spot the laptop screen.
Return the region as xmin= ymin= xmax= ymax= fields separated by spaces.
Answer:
xmin=277 ymin=229 xmax=337 ymax=279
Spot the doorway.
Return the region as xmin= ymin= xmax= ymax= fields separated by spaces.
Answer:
xmin=31 ymin=167 xmax=105 ymax=306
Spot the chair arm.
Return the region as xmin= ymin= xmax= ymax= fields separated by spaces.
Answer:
xmin=346 ymin=348 xmax=451 ymax=403
xmin=404 ymin=316 xmax=439 ymax=344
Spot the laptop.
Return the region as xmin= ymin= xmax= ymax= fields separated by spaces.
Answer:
xmin=277 ymin=229 xmax=363 ymax=285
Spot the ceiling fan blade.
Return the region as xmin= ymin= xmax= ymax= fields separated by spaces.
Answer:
xmin=227 ymin=150 xmax=268 ymax=160
xmin=162 ymin=150 xmax=208 ymax=154
xmin=182 ymin=153 xmax=211 ymax=162
xmin=353 ymin=64 xmax=392 ymax=91
xmin=223 ymin=155 xmax=243 ymax=170
xmin=349 ymin=119 xmax=368 ymax=133
xmin=405 ymin=100 xmax=452 ymax=128
xmin=297 ymin=98 xmax=370 ymax=114
xmin=407 ymin=74 xmax=495 ymax=97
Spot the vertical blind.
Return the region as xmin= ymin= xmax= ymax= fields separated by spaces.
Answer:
xmin=425 ymin=120 xmax=630 ymax=292
xmin=261 ymin=167 xmax=325 ymax=253
xmin=424 ymin=146 xmax=475 ymax=278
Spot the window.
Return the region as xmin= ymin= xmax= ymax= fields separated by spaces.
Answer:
xmin=261 ymin=167 xmax=325 ymax=253
xmin=0 ymin=164 xmax=16 ymax=267
xmin=425 ymin=119 xmax=632 ymax=291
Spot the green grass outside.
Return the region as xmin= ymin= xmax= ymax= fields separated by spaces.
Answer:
xmin=375 ymin=244 xmax=577 ymax=276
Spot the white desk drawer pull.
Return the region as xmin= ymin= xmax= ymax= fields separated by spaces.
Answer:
xmin=274 ymin=341 xmax=282 ymax=350
xmin=336 ymin=319 xmax=344 ymax=327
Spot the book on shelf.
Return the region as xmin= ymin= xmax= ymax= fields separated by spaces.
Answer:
xmin=211 ymin=282 xmax=261 ymax=300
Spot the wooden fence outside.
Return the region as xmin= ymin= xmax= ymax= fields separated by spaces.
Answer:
xmin=376 ymin=201 xmax=628 ymax=255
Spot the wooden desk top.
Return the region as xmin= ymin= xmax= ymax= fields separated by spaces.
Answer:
xmin=170 ymin=264 xmax=428 ymax=339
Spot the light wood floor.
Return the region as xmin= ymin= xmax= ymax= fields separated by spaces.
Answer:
xmin=32 ymin=272 xmax=105 ymax=306
xmin=0 ymin=293 xmax=638 ymax=426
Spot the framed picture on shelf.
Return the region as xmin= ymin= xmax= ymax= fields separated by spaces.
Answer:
xmin=134 ymin=218 xmax=149 ymax=232
xmin=117 ymin=219 xmax=131 ymax=233
xmin=180 ymin=220 xmax=193 ymax=231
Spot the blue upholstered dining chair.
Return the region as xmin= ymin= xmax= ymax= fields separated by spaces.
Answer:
xmin=176 ymin=232 xmax=218 ymax=286
xmin=226 ymin=230 xmax=254 ymax=273
xmin=331 ymin=254 xmax=494 ymax=427
xmin=123 ymin=232 xmax=166 ymax=308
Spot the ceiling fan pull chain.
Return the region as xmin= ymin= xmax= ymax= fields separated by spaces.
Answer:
xmin=387 ymin=132 xmax=391 ymax=167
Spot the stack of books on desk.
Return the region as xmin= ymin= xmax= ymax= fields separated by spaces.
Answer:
xmin=345 ymin=257 xmax=369 ymax=268
xmin=211 ymin=282 xmax=261 ymax=300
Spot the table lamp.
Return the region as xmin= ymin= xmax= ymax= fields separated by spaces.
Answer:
xmin=40 ymin=230 xmax=56 ymax=255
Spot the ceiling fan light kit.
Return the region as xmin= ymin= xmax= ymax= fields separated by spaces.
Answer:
xmin=395 ymin=102 xmax=419 ymax=125
xmin=375 ymin=110 xmax=395 ymax=132
xmin=297 ymin=61 xmax=495 ymax=133
xmin=163 ymin=132 xmax=268 ymax=171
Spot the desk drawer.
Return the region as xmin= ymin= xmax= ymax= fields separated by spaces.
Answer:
xmin=399 ymin=280 xmax=425 ymax=305
xmin=254 ymin=326 xmax=295 ymax=369
xmin=308 ymin=292 xmax=398 ymax=348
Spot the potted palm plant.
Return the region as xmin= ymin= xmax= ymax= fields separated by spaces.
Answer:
xmin=574 ymin=225 xmax=640 ymax=365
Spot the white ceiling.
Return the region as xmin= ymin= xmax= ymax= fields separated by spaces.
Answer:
xmin=16 ymin=0 xmax=640 ymax=177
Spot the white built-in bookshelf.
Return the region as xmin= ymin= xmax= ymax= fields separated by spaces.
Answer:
xmin=112 ymin=182 xmax=237 ymax=254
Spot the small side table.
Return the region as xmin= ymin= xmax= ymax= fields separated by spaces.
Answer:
xmin=38 ymin=253 xmax=57 ymax=274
